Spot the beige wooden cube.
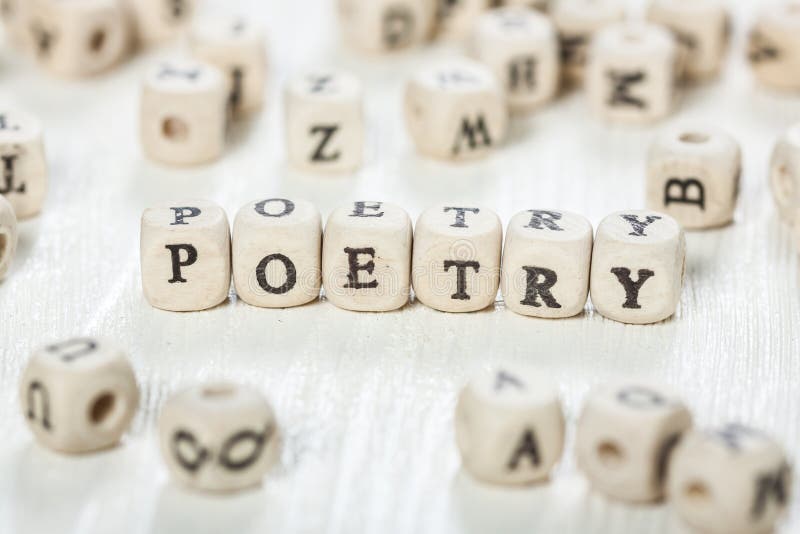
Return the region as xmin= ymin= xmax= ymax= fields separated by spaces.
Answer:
xmin=1 ymin=0 xmax=31 ymax=48
xmin=322 ymin=201 xmax=412 ymax=312
xmin=498 ymin=0 xmax=548 ymax=12
xmin=576 ymin=382 xmax=692 ymax=502
xmin=748 ymin=3 xmax=800 ymax=91
xmin=0 ymin=110 xmax=48 ymax=220
xmin=140 ymin=200 xmax=231 ymax=312
xmin=647 ymin=0 xmax=729 ymax=81
xmin=337 ymin=0 xmax=437 ymax=53
xmin=455 ymin=366 xmax=565 ymax=485
xmin=412 ymin=204 xmax=502 ymax=312
xmin=405 ymin=59 xmax=508 ymax=161
xmin=232 ymin=198 xmax=322 ymax=309
xmin=0 ymin=195 xmax=18 ymax=280
xmin=159 ymin=382 xmax=280 ymax=493
xmin=501 ymin=209 xmax=592 ymax=318
xmin=586 ymin=23 xmax=678 ymax=124
xmin=20 ymin=337 xmax=139 ymax=454
xmin=668 ymin=424 xmax=792 ymax=534
xmin=140 ymin=59 xmax=227 ymax=166
xmin=435 ymin=0 xmax=490 ymax=41
xmin=284 ymin=70 xmax=364 ymax=173
xmin=590 ymin=211 xmax=685 ymax=325
xmin=124 ymin=0 xmax=195 ymax=47
xmin=646 ymin=126 xmax=741 ymax=230
xmin=27 ymin=0 xmax=130 ymax=77
xmin=471 ymin=7 xmax=560 ymax=113
xmin=189 ymin=15 xmax=267 ymax=117
xmin=769 ymin=123 xmax=800 ymax=222
xmin=552 ymin=0 xmax=625 ymax=86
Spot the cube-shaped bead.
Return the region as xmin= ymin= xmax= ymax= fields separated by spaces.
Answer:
xmin=552 ymin=0 xmax=625 ymax=86
xmin=646 ymin=126 xmax=741 ymax=230
xmin=471 ymin=7 xmax=560 ymax=113
xmin=667 ymin=424 xmax=792 ymax=534
xmin=0 ymin=195 xmax=18 ymax=280
xmin=748 ymin=4 xmax=800 ymax=91
xmin=159 ymin=382 xmax=280 ymax=493
xmin=576 ymin=382 xmax=692 ymax=502
xmin=232 ymin=198 xmax=322 ymax=309
xmin=647 ymin=0 xmax=729 ymax=81
xmin=412 ymin=204 xmax=502 ymax=312
xmin=500 ymin=209 xmax=592 ymax=318
xmin=435 ymin=0 xmax=490 ymax=41
xmin=124 ymin=0 xmax=195 ymax=47
xmin=455 ymin=366 xmax=565 ymax=485
xmin=0 ymin=0 xmax=30 ymax=48
xmin=337 ymin=0 xmax=437 ymax=53
xmin=590 ymin=211 xmax=685 ymax=324
xmin=0 ymin=110 xmax=48 ymax=220
xmin=404 ymin=59 xmax=508 ymax=161
xmin=20 ymin=337 xmax=139 ymax=453
xmin=140 ymin=200 xmax=231 ymax=312
xmin=189 ymin=16 xmax=267 ymax=117
xmin=769 ymin=123 xmax=800 ymax=222
xmin=27 ymin=0 xmax=130 ymax=77
xmin=284 ymin=70 xmax=364 ymax=173
xmin=322 ymin=201 xmax=412 ymax=312
xmin=499 ymin=0 xmax=548 ymax=12
xmin=140 ymin=59 xmax=227 ymax=166
xmin=586 ymin=23 xmax=678 ymax=124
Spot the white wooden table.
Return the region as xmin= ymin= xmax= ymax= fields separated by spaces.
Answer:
xmin=0 ymin=1 xmax=797 ymax=533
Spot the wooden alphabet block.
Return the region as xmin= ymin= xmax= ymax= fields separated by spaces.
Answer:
xmin=0 ymin=0 xmax=31 ymax=49
xmin=769 ymin=123 xmax=800 ymax=222
xmin=337 ymin=0 xmax=437 ymax=53
xmin=590 ymin=211 xmax=685 ymax=324
xmin=0 ymin=110 xmax=48 ymax=220
xmin=0 ymin=195 xmax=18 ymax=280
xmin=498 ymin=0 xmax=549 ymax=12
xmin=140 ymin=200 xmax=231 ymax=312
xmin=748 ymin=4 xmax=800 ymax=91
xmin=124 ymin=0 xmax=195 ymax=47
xmin=435 ymin=0 xmax=490 ymax=41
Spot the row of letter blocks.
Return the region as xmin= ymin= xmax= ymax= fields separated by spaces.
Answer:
xmin=140 ymin=199 xmax=687 ymax=325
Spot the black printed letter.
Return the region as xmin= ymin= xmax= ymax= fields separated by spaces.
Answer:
xmin=444 ymin=260 xmax=480 ymax=300
xmin=165 ymin=244 xmax=198 ymax=283
xmin=343 ymin=247 xmax=379 ymax=289
xmin=520 ymin=267 xmax=561 ymax=309
xmin=256 ymin=254 xmax=297 ymax=295
xmin=611 ymin=267 xmax=655 ymax=309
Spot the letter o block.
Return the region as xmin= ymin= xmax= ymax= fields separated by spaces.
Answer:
xmin=748 ymin=4 xmax=800 ymax=91
xmin=455 ymin=366 xmax=565 ymax=485
xmin=0 ymin=110 xmax=48 ymax=220
xmin=646 ymin=126 xmax=741 ymax=230
xmin=412 ymin=204 xmax=502 ymax=313
xmin=140 ymin=200 xmax=231 ymax=312
xmin=586 ymin=23 xmax=678 ymax=124
xmin=233 ymin=198 xmax=321 ymax=309
xmin=322 ymin=201 xmax=412 ymax=312
xmin=501 ymin=209 xmax=592 ymax=318
xmin=590 ymin=211 xmax=685 ymax=324
xmin=159 ymin=382 xmax=279 ymax=493
xmin=0 ymin=196 xmax=18 ymax=280
xmin=337 ymin=0 xmax=436 ymax=53
xmin=769 ymin=123 xmax=800 ymax=222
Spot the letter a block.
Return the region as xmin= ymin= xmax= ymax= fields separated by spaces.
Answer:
xmin=322 ymin=202 xmax=412 ymax=312
xmin=590 ymin=211 xmax=685 ymax=324
xmin=233 ymin=198 xmax=322 ymax=308
xmin=501 ymin=209 xmax=592 ymax=318
xmin=412 ymin=204 xmax=502 ymax=312
xmin=140 ymin=200 xmax=231 ymax=312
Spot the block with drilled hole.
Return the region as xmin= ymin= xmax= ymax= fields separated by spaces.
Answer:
xmin=0 ymin=196 xmax=18 ymax=280
xmin=769 ymin=123 xmax=800 ymax=222
xmin=140 ymin=59 xmax=227 ymax=166
xmin=20 ymin=337 xmax=139 ymax=454
xmin=590 ymin=210 xmax=685 ymax=324
xmin=748 ymin=3 xmax=800 ymax=91
xmin=455 ymin=366 xmax=565 ymax=485
xmin=124 ymin=0 xmax=195 ymax=47
xmin=646 ymin=126 xmax=741 ymax=230
xmin=435 ymin=0 xmax=490 ymax=41
xmin=575 ymin=382 xmax=692 ymax=502
xmin=667 ymin=424 xmax=792 ymax=534
xmin=159 ymin=382 xmax=280 ymax=493
xmin=0 ymin=110 xmax=48 ymax=220
xmin=337 ymin=0 xmax=436 ymax=53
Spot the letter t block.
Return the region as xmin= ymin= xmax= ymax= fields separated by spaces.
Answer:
xmin=140 ymin=200 xmax=231 ymax=312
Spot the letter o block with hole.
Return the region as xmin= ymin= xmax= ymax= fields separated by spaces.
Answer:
xmin=769 ymin=123 xmax=800 ymax=222
xmin=646 ymin=126 xmax=741 ymax=230
xmin=748 ymin=4 xmax=800 ymax=91
xmin=232 ymin=198 xmax=322 ymax=308
xmin=412 ymin=204 xmax=502 ymax=313
xmin=0 ymin=196 xmax=18 ymax=280
xmin=455 ymin=366 xmax=565 ymax=485
xmin=124 ymin=0 xmax=196 ymax=47
xmin=27 ymin=0 xmax=130 ymax=77
xmin=140 ymin=60 xmax=227 ymax=166
xmin=285 ymin=71 xmax=364 ymax=174
xmin=140 ymin=200 xmax=231 ymax=312
xmin=667 ymin=424 xmax=792 ymax=534
xmin=501 ymin=209 xmax=592 ymax=318
xmin=159 ymin=382 xmax=280 ymax=493
xmin=337 ymin=0 xmax=437 ymax=54
xmin=405 ymin=59 xmax=508 ymax=161
xmin=576 ymin=382 xmax=692 ymax=502
xmin=20 ymin=337 xmax=139 ymax=454
xmin=590 ymin=211 xmax=685 ymax=325
xmin=0 ymin=110 xmax=48 ymax=220
xmin=322 ymin=201 xmax=412 ymax=312
xmin=586 ymin=23 xmax=678 ymax=124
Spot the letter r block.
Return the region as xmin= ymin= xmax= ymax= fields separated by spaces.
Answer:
xmin=140 ymin=200 xmax=231 ymax=312
xmin=590 ymin=211 xmax=685 ymax=324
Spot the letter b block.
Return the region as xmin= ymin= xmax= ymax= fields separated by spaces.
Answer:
xmin=590 ymin=211 xmax=685 ymax=324
xmin=140 ymin=201 xmax=231 ymax=312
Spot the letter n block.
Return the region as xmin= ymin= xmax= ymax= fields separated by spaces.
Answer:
xmin=140 ymin=200 xmax=231 ymax=311
xmin=590 ymin=211 xmax=685 ymax=324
